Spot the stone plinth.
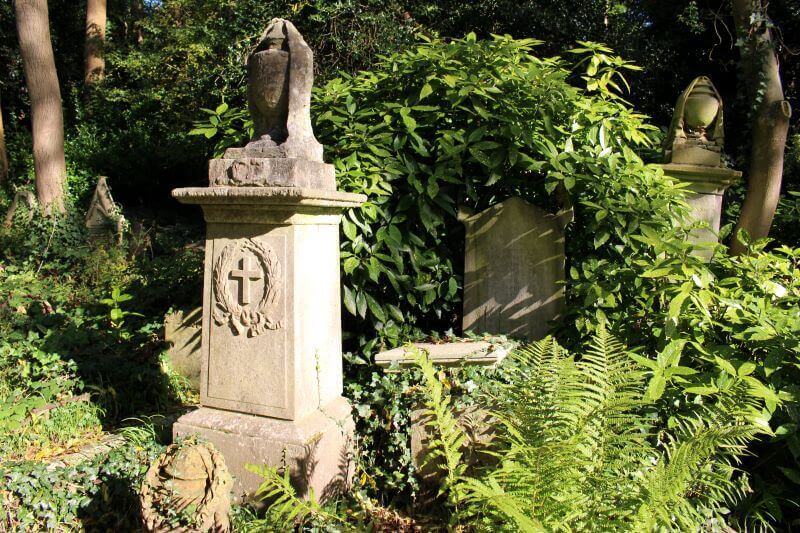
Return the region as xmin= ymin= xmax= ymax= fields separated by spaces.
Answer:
xmin=459 ymin=197 xmax=569 ymax=341
xmin=659 ymin=163 xmax=741 ymax=259
xmin=171 ymin=186 xmax=364 ymax=501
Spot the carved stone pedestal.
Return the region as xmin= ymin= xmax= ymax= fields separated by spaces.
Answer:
xmin=171 ymin=186 xmax=364 ymax=501
xmin=659 ymin=163 xmax=741 ymax=260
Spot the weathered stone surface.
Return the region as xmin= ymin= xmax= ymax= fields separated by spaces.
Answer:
xmin=375 ymin=340 xmax=513 ymax=370
xmin=659 ymin=77 xmax=740 ymax=260
xmin=171 ymin=19 xmax=365 ymax=501
xmin=411 ymin=404 xmax=497 ymax=486
xmin=245 ymin=19 xmax=322 ymax=163
xmin=140 ymin=439 xmax=233 ymax=532
xmin=164 ymin=307 xmax=202 ymax=390
xmin=174 ymin=398 xmax=354 ymax=502
xmin=659 ymin=163 xmax=741 ymax=260
xmin=208 ymin=156 xmax=334 ymax=189
xmin=85 ymin=176 xmax=125 ymax=243
xmin=663 ymin=76 xmax=725 ymax=166
xmin=3 ymin=190 xmax=36 ymax=227
xmin=459 ymin=197 xmax=569 ymax=341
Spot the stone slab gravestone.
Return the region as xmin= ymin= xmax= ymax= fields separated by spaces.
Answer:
xmin=459 ymin=197 xmax=569 ymax=341
xmin=164 ymin=307 xmax=202 ymax=390
xmin=3 ymin=190 xmax=36 ymax=227
xmin=172 ymin=19 xmax=365 ymax=502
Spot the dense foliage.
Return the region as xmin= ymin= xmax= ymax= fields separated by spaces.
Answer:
xmin=249 ymin=332 xmax=766 ymax=530
xmin=194 ymin=34 xmax=800 ymax=524
xmin=198 ymin=36 xmax=682 ymax=354
xmin=1 ymin=0 xmax=799 ymax=527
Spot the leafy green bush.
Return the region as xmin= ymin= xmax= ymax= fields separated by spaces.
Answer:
xmin=195 ymin=36 xmax=687 ymax=355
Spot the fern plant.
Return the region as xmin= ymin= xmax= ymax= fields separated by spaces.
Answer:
xmin=416 ymin=329 xmax=765 ymax=531
xmin=247 ymin=330 xmax=764 ymax=531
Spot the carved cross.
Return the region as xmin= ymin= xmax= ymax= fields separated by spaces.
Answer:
xmin=230 ymin=255 xmax=262 ymax=305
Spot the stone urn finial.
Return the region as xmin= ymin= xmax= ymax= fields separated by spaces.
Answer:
xmin=658 ymin=76 xmax=741 ymax=260
xmin=663 ymin=76 xmax=725 ymax=166
xmin=244 ymin=18 xmax=322 ymax=162
xmin=207 ymin=18 xmax=332 ymax=189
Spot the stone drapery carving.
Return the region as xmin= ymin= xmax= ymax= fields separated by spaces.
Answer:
xmin=208 ymin=19 xmax=331 ymax=188
xmin=663 ymin=76 xmax=725 ymax=166
xmin=140 ymin=439 xmax=233 ymax=532
xmin=242 ymin=18 xmax=322 ymax=162
xmin=213 ymin=238 xmax=283 ymax=337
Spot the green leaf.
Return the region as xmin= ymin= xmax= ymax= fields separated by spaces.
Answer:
xmin=419 ymin=83 xmax=433 ymax=100
xmin=646 ymin=373 xmax=667 ymax=401
xmin=343 ymin=257 xmax=359 ymax=275
xmin=342 ymin=218 xmax=357 ymax=241
xmin=738 ymin=362 xmax=757 ymax=377
xmin=365 ymin=293 xmax=386 ymax=322
xmin=342 ymin=286 xmax=357 ymax=316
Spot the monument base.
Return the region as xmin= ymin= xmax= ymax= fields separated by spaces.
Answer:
xmin=659 ymin=163 xmax=741 ymax=260
xmin=173 ymin=396 xmax=354 ymax=502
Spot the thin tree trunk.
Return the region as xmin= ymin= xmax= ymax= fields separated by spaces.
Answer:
xmin=84 ymin=0 xmax=107 ymax=84
xmin=132 ymin=0 xmax=144 ymax=44
xmin=730 ymin=0 xmax=792 ymax=254
xmin=0 ymin=94 xmax=8 ymax=185
xmin=14 ymin=0 xmax=66 ymax=213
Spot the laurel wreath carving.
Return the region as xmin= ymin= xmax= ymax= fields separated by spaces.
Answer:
xmin=212 ymin=239 xmax=283 ymax=337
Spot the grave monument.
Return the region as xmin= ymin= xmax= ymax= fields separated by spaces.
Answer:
xmin=459 ymin=197 xmax=570 ymax=340
xmin=659 ymin=76 xmax=741 ymax=258
xmin=172 ymin=18 xmax=365 ymax=500
xmin=85 ymin=176 xmax=126 ymax=244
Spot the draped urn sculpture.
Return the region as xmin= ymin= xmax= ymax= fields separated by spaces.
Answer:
xmin=172 ymin=18 xmax=365 ymax=500
xmin=658 ymin=76 xmax=741 ymax=259
xmin=663 ymin=76 xmax=725 ymax=167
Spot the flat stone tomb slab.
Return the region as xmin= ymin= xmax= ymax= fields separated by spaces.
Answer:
xmin=375 ymin=340 xmax=515 ymax=370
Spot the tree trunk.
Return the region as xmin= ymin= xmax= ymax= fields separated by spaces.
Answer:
xmin=14 ymin=0 xmax=66 ymax=213
xmin=84 ymin=0 xmax=106 ymax=84
xmin=730 ymin=0 xmax=792 ymax=254
xmin=0 ymin=94 xmax=8 ymax=185
xmin=132 ymin=0 xmax=144 ymax=44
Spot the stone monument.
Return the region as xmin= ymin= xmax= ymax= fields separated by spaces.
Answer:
xmin=171 ymin=19 xmax=365 ymax=501
xmin=85 ymin=176 xmax=126 ymax=244
xmin=659 ymin=76 xmax=741 ymax=258
xmin=459 ymin=197 xmax=570 ymax=341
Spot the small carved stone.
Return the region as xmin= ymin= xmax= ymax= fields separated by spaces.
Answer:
xmin=85 ymin=176 xmax=126 ymax=244
xmin=3 ymin=190 xmax=36 ymax=227
xmin=141 ymin=439 xmax=233 ymax=532
xmin=663 ymin=76 xmax=725 ymax=167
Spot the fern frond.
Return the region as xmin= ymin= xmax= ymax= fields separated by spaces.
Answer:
xmin=245 ymin=463 xmax=347 ymax=531
xmin=413 ymin=347 xmax=469 ymax=510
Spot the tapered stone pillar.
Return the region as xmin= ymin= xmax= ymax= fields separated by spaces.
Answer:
xmin=172 ymin=18 xmax=365 ymax=501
